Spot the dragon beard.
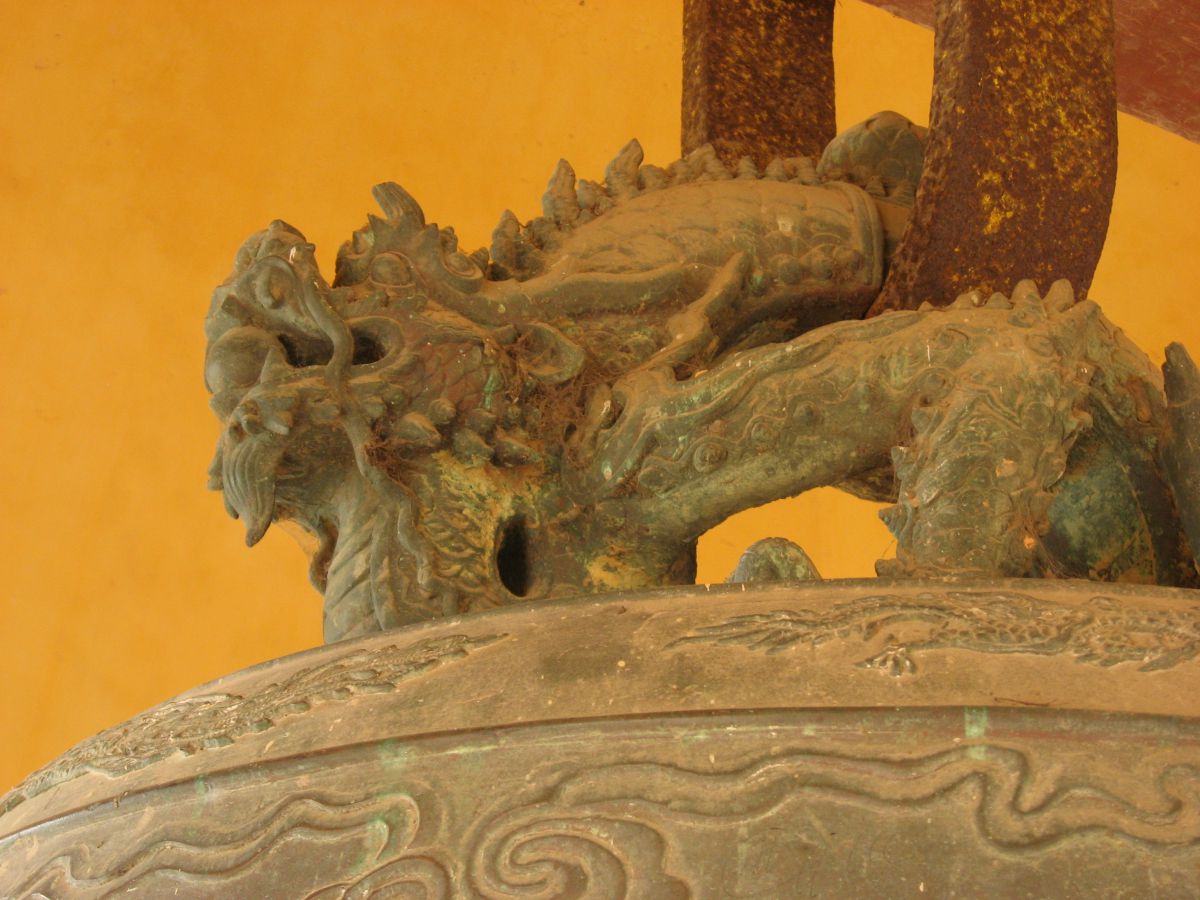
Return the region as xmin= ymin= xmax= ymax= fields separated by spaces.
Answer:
xmin=220 ymin=430 xmax=286 ymax=547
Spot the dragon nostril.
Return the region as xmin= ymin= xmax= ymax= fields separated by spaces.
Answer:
xmin=278 ymin=334 xmax=333 ymax=368
xmin=496 ymin=517 xmax=532 ymax=598
xmin=351 ymin=330 xmax=386 ymax=365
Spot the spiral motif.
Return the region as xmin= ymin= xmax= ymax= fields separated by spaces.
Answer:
xmin=468 ymin=810 xmax=689 ymax=899
xmin=313 ymin=856 xmax=450 ymax=899
xmin=691 ymin=439 xmax=728 ymax=474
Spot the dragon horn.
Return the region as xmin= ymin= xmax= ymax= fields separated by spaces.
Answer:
xmin=371 ymin=182 xmax=427 ymax=235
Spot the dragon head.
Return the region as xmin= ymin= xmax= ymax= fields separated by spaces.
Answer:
xmin=204 ymin=188 xmax=558 ymax=639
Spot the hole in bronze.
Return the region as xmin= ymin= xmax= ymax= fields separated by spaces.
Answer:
xmin=278 ymin=333 xmax=333 ymax=368
xmin=496 ymin=517 xmax=532 ymax=597
xmin=351 ymin=329 xmax=386 ymax=365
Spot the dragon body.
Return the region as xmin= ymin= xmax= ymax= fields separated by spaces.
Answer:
xmin=204 ymin=115 xmax=1198 ymax=641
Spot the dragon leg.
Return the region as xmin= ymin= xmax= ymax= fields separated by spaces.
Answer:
xmin=877 ymin=305 xmax=1093 ymax=578
xmin=588 ymin=281 xmax=1176 ymax=583
xmin=878 ymin=282 xmax=1189 ymax=581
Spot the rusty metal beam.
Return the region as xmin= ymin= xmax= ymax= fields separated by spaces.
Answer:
xmin=862 ymin=0 xmax=1200 ymax=145
xmin=869 ymin=0 xmax=1119 ymax=314
xmin=682 ymin=0 xmax=836 ymax=168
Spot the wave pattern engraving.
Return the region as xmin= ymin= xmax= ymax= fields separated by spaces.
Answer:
xmin=469 ymin=743 xmax=1200 ymax=897
xmin=7 ymin=720 xmax=1200 ymax=897
xmin=306 ymin=857 xmax=450 ymax=899
xmin=671 ymin=590 xmax=1200 ymax=674
xmin=2 ymin=632 xmax=504 ymax=813
xmin=15 ymin=791 xmax=449 ymax=899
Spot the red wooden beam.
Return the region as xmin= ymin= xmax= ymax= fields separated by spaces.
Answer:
xmin=863 ymin=0 xmax=1200 ymax=144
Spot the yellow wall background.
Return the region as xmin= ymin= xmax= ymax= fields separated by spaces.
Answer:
xmin=2 ymin=1 xmax=1198 ymax=792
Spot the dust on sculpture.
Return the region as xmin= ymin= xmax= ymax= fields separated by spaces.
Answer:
xmin=204 ymin=113 xmax=1199 ymax=643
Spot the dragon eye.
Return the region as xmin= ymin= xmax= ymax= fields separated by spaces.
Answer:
xmin=369 ymin=252 xmax=414 ymax=286
xmin=205 ymin=326 xmax=277 ymax=394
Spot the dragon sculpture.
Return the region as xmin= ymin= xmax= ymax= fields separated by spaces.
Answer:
xmin=204 ymin=113 xmax=1200 ymax=642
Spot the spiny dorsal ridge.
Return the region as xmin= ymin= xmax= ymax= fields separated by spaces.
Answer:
xmin=786 ymin=157 xmax=819 ymax=185
xmin=763 ymin=158 xmax=788 ymax=181
xmin=691 ymin=144 xmax=733 ymax=182
xmin=576 ymin=178 xmax=614 ymax=218
xmin=604 ymin=139 xmax=644 ymax=200
xmin=542 ymin=159 xmax=580 ymax=230
xmin=735 ymin=156 xmax=759 ymax=179
xmin=638 ymin=163 xmax=670 ymax=192
xmin=489 ymin=209 xmax=543 ymax=280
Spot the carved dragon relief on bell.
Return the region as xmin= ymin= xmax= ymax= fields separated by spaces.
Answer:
xmin=4 ymin=0 xmax=1200 ymax=896
xmin=199 ymin=120 xmax=1198 ymax=642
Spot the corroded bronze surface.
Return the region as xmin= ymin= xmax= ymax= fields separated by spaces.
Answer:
xmin=201 ymin=130 xmax=1195 ymax=641
xmin=683 ymin=0 xmax=836 ymax=167
xmin=4 ymin=2 xmax=1198 ymax=895
xmin=869 ymin=0 xmax=1118 ymax=314
xmin=2 ymin=581 xmax=1199 ymax=896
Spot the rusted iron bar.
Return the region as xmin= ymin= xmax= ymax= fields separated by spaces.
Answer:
xmin=862 ymin=0 xmax=1200 ymax=144
xmin=682 ymin=0 xmax=836 ymax=168
xmin=869 ymin=0 xmax=1118 ymax=314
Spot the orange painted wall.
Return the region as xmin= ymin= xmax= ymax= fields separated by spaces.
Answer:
xmin=2 ymin=1 xmax=1198 ymax=793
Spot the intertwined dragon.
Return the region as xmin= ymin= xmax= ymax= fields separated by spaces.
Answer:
xmin=204 ymin=112 xmax=1199 ymax=642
